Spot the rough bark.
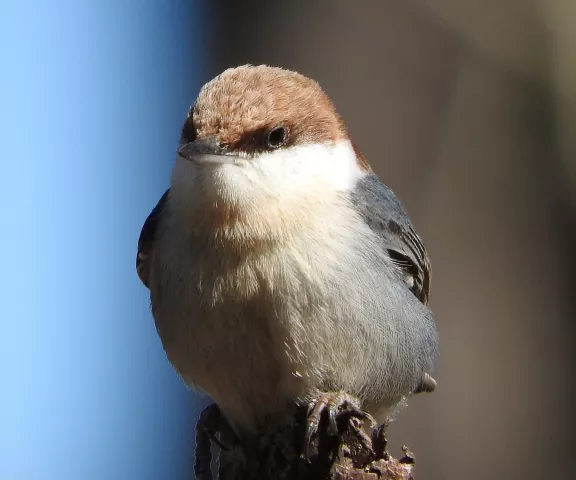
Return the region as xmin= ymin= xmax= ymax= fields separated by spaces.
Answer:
xmin=195 ymin=405 xmax=416 ymax=480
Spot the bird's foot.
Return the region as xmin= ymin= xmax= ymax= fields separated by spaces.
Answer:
xmin=303 ymin=392 xmax=375 ymax=462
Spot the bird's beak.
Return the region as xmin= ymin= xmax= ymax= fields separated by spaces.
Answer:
xmin=178 ymin=135 xmax=239 ymax=165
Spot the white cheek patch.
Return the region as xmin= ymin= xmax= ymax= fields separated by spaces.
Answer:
xmin=169 ymin=140 xmax=367 ymax=224
xmin=224 ymin=140 xmax=365 ymax=201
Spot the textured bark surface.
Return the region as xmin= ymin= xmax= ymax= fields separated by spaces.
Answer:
xmin=195 ymin=405 xmax=416 ymax=480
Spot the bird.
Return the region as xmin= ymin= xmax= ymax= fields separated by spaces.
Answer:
xmin=136 ymin=65 xmax=439 ymax=453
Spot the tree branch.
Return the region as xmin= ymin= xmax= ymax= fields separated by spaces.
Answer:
xmin=195 ymin=404 xmax=416 ymax=480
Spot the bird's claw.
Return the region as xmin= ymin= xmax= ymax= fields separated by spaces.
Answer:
xmin=303 ymin=392 xmax=374 ymax=462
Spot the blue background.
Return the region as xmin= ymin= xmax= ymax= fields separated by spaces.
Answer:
xmin=0 ymin=2 xmax=206 ymax=478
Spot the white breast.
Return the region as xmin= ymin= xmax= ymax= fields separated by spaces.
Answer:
xmin=150 ymin=140 xmax=423 ymax=434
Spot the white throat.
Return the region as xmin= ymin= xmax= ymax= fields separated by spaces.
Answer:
xmin=169 ymin=140 xmax=366 ymax=242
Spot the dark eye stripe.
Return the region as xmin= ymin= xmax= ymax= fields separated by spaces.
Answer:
xmin=181 ymin=120 xmax=197 ymax=144
xmin=231 ymin=125 xmax=291 ymax=154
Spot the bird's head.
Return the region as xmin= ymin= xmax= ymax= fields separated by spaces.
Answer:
xmin=171 ymin=65 xmax=370 ymax=237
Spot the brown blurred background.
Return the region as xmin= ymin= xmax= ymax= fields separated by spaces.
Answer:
xmin=204 ymin=1 xmax=576 ymax=478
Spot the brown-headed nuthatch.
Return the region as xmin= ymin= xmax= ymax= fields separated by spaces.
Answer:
xmin=136 ymin=65 xmax=439 ymax=453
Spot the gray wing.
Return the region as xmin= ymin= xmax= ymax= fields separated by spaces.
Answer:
xmin=136 ymin=189 xmax=170 ymax=289
xmin=350 ymin=173 xmax=437 ymax=393
xmin=350 ymin=174 xmax=431 ymax=305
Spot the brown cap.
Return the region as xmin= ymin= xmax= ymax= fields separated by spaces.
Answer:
xmin=185 ymin=65 xmax=349 ymax=156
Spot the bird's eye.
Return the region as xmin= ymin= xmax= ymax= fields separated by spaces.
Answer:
xmin=267 ymin=126 xmax=288 ymax=149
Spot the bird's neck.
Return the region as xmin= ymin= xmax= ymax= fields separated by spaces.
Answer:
xmin=168 ymin=183 xmax=356 ymax=255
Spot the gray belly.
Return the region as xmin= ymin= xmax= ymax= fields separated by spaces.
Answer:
xmin=149 ymin=228 xmax=437 ymax=433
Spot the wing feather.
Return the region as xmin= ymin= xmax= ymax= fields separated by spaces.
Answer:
xmin=349 ymin=174 xmax=431 ymax=305
xmin=136 ymin=189 xmax=170 ymax=289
